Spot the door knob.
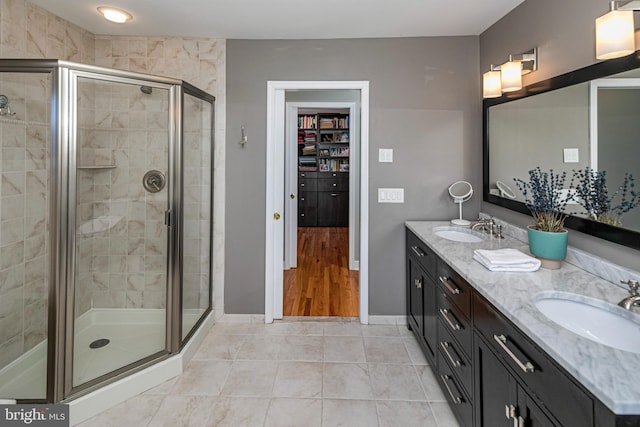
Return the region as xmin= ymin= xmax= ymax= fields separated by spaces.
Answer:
xmin=290 ymin=194 xmax=295 ymax=199
xmin=274 ymin=212 xmax=281 ymax=220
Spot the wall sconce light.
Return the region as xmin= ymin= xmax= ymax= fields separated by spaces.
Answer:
xmin=595 ymin=1 xmax=638 ymax=60
xmin=481 ymin=48 xmax=538 ymax=99
xmin=97 ymin=6 xmax=133 ymax=24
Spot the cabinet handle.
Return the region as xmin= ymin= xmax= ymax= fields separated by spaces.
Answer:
xmin=439 ymin=308 xmax=461 ymax=331
xmin=440 ymin=374 xmax=463 ymax=405
xmin=410 ymin=245 xmax=425 ymax=257
xmin=331 ymin=193 xmax=337 ymax=197
xmin=439 ymin=276 xmax=461 ymax=295
xmin=332 ymin=173 xmax=337 ymax=177
xmin=440 ymin=341 xmax=462 ymax=367
xmin=301 ymin=197 xmax=305 ymax=201
xmin=301 ymin=173 xmax=306 ymax=177
xmin=414 ymin=279 xmax=422 ymax=289
xmin=301 ymin=183 xmax=305 ymax=187
xmin=518 ymin=416 xmax=525 ymax=427
xmin=505 ymin=405 xmax=519 ymax=427
xmin=332 ymin=183 xmax=337 ymax=187
xmin=301 ymin=213 xmax=305 ymax=217
xmin=493 ymin=334 xmax=536 ymax=373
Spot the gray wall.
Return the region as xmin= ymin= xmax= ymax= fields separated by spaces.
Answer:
xmin=226 ymin=37 xmax=481 ymax=315
xmin=480 ymin=0 xmax=640 ymax=269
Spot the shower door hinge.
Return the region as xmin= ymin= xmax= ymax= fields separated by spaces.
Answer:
xmin=165 ymin=210 xmax=172 ymax=226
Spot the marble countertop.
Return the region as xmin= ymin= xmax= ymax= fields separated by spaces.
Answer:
xmin=405 ymin=221 xmax=640 ymax=415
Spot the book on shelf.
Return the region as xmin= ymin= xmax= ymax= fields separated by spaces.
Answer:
xmin=298 ymin=115 xmax=317 ymax=129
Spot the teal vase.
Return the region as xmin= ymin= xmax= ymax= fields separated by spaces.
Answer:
xmin=527 ymin=226 xmax=568 ymax=269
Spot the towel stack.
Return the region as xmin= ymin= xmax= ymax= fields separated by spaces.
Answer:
xmin=473 ymin=248 xmax=541 ymax=272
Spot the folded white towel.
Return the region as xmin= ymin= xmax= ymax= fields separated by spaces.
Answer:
xmin=473 ymin=248 xmax=541 ymax=272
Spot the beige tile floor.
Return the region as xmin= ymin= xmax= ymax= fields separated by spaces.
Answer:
xmin=79 ymin=321 xmax=461 ymax=427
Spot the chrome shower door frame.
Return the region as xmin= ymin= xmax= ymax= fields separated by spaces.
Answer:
xmin=60 ymin=64 xmax=182 ymax=399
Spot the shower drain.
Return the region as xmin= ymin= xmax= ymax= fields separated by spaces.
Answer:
xmin=89 ymin=338 xmax=110 ymax=349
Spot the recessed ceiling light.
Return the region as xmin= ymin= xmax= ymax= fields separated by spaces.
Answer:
xmin=97 ymin=6 xmax=132 ymax=24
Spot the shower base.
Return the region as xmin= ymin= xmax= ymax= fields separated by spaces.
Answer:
xmin=0 ymin=308 xmax=177 ymax=400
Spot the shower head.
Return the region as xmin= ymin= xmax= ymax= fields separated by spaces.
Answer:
xmin=140 ymin=85 xmax=153 ymax=95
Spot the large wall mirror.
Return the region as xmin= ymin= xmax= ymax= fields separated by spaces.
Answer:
xmin=484 ymin=54 xmax=640 ymax=251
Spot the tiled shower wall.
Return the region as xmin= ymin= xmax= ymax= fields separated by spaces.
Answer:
xmin=75 ymin=80 xmax=170 ymax=316
xmin=0 ymin=0 xmax=226 ymax=369
xmin=0 ymin=0 xmax=95 ymax=370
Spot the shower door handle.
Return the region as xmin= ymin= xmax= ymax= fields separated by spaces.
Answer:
xmin=165 ymin=210 xmax=172 ymax=226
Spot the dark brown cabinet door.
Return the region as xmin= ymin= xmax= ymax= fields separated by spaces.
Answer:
xmin=476 ymin=337 xmax=517 ymax=427
xmin=317 ymin=191 xmax=348 ymax=226
xmin=408 ymin=259 xmax=424 ymax=338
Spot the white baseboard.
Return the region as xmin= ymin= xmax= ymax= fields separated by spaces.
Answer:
xmin=218 ymin=314 xmax=266 ymax=324
xmin=367 ymin=315 xmax=407 ymax=326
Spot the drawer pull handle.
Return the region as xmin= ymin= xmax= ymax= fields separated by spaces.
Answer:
xmin=410 ymin=246 xmax=425 ymax=257
xmin=439 ymin=276 xmax=461 ymax=295
xmin=439 ymin=308 xmax=461 ymax=331
xmin=301 ymin=213 xmax=305 ymax=217
xmin=331 ymin=193 xmax=337 ymax=197
xmin=332 ymin=183 xmax=337 ymax=187
xmin=300 ymin=173 xmax=305 ymax=177
xmin=301 ymin=183 xmax=305 ymax=187
xmin=493 ymin=334 xmax=535 ymax=373
xmin=440 ymin=374 xmax=463 ymax=405
xmin=440 ymin=341 xmax=462 ymax=367
xmin=414 ymin=279 xmax=422 ymax=289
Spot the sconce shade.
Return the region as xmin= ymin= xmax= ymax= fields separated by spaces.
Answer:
xmin=500 ymin=61 xmax=522 ymax=92
xmin=596 ymin=9 xmax=635 ymax=60
xmin=483 ymin=70 xmax=502 ymax=98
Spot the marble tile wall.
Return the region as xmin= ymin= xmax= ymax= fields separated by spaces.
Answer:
xmin=75 ymin=80 xmax=170 ymax=313
xmin=92 ymin=35 xmax=226 ymax=318
xmin=182 ymin=94 xmax=212 ymax=322
xmin=0 ymin=0 xmax=227 ymax=370
xmin=0 ymin=0 xmax=95 ymax=371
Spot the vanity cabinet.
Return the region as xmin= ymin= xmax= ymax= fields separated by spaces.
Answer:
xmin=474 ymin=292 xmax=593 ymax=427
xmin=404 ymin=225 xmax=640 ymax=427
xmin=406 ymin=229 xmax=438 ymax=364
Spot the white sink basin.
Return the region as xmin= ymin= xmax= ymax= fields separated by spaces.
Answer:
xmin=534 ymin=292 xmax=640 ymax=353
xmin=433 ymin=226 xmax=485 ymax=243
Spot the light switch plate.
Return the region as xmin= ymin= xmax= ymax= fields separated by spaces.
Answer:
xmin=378 ymin=149 xmax=393 ymax=163
xmin=563 ymin=148 xmax=579 ymax=163
xmin=378 ymin=188 xmax=404 ymax=203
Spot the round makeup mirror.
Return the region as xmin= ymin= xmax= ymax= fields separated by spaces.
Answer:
xmin=448 ymin=181 xmax=473 ymax=226
xmin=496 ymin=180 xmax=516 ymax=199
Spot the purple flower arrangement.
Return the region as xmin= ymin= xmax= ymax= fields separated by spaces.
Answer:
xmin=514 ymin=167 xmax=570 ymax=233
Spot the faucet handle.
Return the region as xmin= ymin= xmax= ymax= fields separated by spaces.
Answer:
xmin=621 ymin=280 xmax=640 ymax=295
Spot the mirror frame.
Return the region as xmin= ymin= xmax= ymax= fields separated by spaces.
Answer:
xmin=483 ymin=53 xmax=640 ymax=251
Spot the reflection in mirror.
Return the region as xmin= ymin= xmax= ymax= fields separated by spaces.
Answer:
xmin=486 ymin=66 xmax=640 ymax=242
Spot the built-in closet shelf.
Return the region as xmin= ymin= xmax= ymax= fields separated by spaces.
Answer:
xmin=77 ymin=165 xmax=116 ymax=170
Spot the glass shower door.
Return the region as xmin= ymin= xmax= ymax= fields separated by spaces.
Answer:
xmin=71 ymin=75 xmax=170 ymax=388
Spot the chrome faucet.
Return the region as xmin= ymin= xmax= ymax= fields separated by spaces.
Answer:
xmin=618 ymin=280 xmax=640 ymax=310
xmin=471 ymin=217 xmax=495 ymax=232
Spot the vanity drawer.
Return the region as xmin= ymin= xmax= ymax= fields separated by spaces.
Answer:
xmin=437 ymin=260 xmax=472 ymax=318
xmin=474 ymin=293 xmax=593 ymax=427
xmin=406 ymin=229 xmax=436 ymax=278
xmin=438 ymin=290 xmax=472 ymax=359
xmin=438 ymin=354 xmax=473 ymax=427
xmin=438 ymin=320 xmax=473 ymax=396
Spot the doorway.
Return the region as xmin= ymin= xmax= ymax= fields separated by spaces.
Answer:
xmin=265 ymin=81 xmax=370 ymax=324
xmin=284 ymin=103 xmax=357 ymax=316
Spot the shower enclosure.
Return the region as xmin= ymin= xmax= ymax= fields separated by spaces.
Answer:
xmin=0 ymin=59 xmax=214 ymax=402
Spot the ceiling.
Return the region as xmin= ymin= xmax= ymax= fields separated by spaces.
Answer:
xmin=29 ymin=0 xmax=525 ymax=39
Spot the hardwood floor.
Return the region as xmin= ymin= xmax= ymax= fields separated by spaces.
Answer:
xmin=283 ymin=227 xmax=359 ymax=317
